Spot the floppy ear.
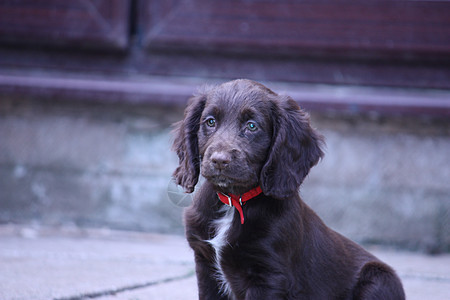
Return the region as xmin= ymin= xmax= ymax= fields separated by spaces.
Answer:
xmin=260 ymin=96 xmax=324 ymax=200
xmin=172 ymin=93 xmax=207 ymax=193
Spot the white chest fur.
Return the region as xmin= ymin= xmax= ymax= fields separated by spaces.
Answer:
xmin=206 ymin=206 xmax=235 ymax=296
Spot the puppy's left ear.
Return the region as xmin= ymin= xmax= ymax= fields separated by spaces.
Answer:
xmin=260 ymin=96 xmax=324 ymax=199
xmin=172 ymin=93 xmax=207 ymax=193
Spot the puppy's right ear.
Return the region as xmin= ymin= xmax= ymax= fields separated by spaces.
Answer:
xmin=172 ymin=93 xmax=207 ymax=193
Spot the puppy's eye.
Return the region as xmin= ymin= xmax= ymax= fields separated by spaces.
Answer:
xmin=206 ymin=118 xmax=216 ymax=127
xmin=246 ymin=121 xmax=258 ymax=131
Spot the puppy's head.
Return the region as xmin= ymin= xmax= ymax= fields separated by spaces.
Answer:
xmin=172 ymin=79 xmax=324 ymax=199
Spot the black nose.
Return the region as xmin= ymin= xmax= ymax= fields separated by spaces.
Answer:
xmin=210 ymin=151 xmax=231 ymax=170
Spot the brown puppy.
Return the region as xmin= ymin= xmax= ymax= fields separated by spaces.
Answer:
xmin=172 ymin=79 xmax=405 ymax=299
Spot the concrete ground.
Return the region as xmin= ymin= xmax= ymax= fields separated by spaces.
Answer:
xmin=0 ymin=225 xmax=448 ymax=300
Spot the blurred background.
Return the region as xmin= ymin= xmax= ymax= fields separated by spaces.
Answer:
xmin=0 ymin=0 xmax=448 ymax=254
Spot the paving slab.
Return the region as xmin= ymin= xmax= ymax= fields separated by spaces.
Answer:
xmin=0 ymin=225 xmax=195 ymax=300
xmin=0 ymin=225 xmax=449 ymax=300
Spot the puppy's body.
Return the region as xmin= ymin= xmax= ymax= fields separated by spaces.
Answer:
xmin=173 ymin=80 xmax=405 ymax=299
xmin=185 ymin=182 xmax=401 ymax=299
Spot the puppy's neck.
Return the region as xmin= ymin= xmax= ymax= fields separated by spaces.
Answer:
xmin=216 ymin=186 xmax=263 ymax=224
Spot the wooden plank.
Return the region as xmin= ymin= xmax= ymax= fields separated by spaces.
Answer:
xmin=0 ymin=0 xmax=130 ymax=50
xmin=141 ymin=0 xmax=450 ymax=58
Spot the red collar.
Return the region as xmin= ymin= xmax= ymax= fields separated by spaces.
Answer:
xmin=216 ymin=186 xmax=263 ymax=224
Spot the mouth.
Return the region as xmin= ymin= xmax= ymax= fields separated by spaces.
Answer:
xmin=205 ymin=174 xmax=236 ymax=188
xmin=201 ymin=169 xmax=258 ymax=194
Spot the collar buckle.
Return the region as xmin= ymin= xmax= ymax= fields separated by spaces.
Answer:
xmin=219 ymin=192 xmax=232 ymax=206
